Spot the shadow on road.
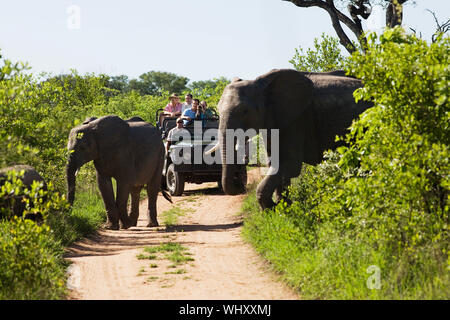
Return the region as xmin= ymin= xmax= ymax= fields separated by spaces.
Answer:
xmin=65 ymin=221 xmax=242 ymax=259
xmin=166 ymin=222 xmax=242 ymax=233
xmin=181 ymin=185 xmax=224 ymax=196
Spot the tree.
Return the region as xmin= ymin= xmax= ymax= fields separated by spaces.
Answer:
xmin=289 ymin=33 xmax=347 ymax=71
xmin=104 ymin=75 xmax=129 ymax=93
xmin=187 ymin=77 xmax=229 ymax=97
xmin=283 ymin=0 xmax=410 ymax=53
xmin=129 ymin=71 xmax=189 ymax=96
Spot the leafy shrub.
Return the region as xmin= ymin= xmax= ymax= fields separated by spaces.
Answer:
xmin=243 ymin=28 xmax=449 ymax=299
xmin=289 ymin=33 xmax=347 ymax=72
xmin=0 ymin=217 xmax=67 ymax=299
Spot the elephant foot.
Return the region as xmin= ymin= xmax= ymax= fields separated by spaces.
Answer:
xmin=128 ymin=217 xmax=138 ymax=227
xmin=256 ymin=189 xmax=276 ymax=210
xmin=259 ymin=199 xmax=276 ymax=210
xmin=104 ymin=221 xmax=120 ymax=230
xmin=129 ymin=220 xmax=138 ymax=227
xmin=146 ymin=220 xmax=159 ymax=228
xmin=120 ymin=219 xmax=133 ymax=230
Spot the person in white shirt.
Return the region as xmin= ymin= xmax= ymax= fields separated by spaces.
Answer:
xmin=181 ymin=93 xmax=193 ymax=113
xmin=166 ymin=117 xmax=190 ymax=152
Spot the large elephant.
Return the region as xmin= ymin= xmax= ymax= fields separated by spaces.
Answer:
xmin=218 ymin=69 xmax=372 ymax=209
xmin=0 ymin=165 xmax=47 ymax=220
xmin=66 ymin=115 xmax=171 ymax=230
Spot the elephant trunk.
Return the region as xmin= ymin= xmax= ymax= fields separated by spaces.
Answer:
xmin=221 ymin=131 xmax=246 ymax=195
xmin=66 ymin=159 xmax=77 ymax=206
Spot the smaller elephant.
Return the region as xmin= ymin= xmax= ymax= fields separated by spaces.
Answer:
xmin=0 ymin=165 xmax=47 ymax=220
xmin=66 ymin=115 xmax=172 ymax=230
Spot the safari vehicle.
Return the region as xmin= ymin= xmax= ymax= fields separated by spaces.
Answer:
xmin=156 ymin=109 xmax=222 ymax=196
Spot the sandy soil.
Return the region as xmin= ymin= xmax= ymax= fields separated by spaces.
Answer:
xmin=65 ymin=169 xmax=298 ymax=300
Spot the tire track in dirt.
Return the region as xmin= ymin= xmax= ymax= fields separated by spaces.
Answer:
xmin=65 ymin=169 xmax=298 ymax=300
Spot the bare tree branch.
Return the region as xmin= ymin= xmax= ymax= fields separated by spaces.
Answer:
xmin=283 ymin=0 xmax=360 ymax=53
xmin=426 ymin=9 xmax=450 ymax=43
xmin=283 ymin=0 xmax=410 ymax=54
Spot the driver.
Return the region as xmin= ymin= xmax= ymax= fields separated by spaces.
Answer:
xmin=166 ymin=117 xmax=190 ymax=152
xmin=180 ymin=98 xmax=200 ymax=125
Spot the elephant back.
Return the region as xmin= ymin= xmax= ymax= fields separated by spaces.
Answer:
xmin=0 ymin=165 xmax=46 ymax=189
xmin=90 ymin=115 xmax=131 ymax=154
xmin=0 ymin=165 xmax=46 ymax=219
xmin=128 ymin=121 xmax=163 ymax=152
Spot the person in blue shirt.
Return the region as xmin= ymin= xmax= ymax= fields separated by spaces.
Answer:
xmin=181 ymin=98 xmax=201 ymax=125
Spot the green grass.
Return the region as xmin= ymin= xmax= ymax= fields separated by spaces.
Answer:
xmin=165 ymin=268 xmax=187 ymax=275
xmin=241 ymin=182 xmax=450 ymax=299
xmin=46 ymin=189 xmax=105 ymax=246
xmin=144 ymin=242 xmax=187 ymax=253
xmin=137 ymin=253 xmax=157 ymax=260
xmin=147 ymin=276 xmax=159 ymax=282
xmin=161 ymin=206 xmax=194 ymax=227
xmin=165 ymin=251 xmax=195 ymax=265
xmin=138 ymin=242 xmax=195 ymax=274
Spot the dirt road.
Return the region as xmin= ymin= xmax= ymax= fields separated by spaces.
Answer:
xmin=65 ymin=169 xmax=298 ymax=300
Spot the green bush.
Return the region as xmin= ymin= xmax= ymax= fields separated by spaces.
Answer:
xmin=243 ymin=28 xmax=449 ymax=299
xmin=289 ymin=33 xmax=347 ymax=72
xmin=1 ymin=47 xmax=228 ymax=299
xmin=0 ymin=217 xmax=67 ymax=299
xmin=0 ymin=54 xmax=107 ymax=299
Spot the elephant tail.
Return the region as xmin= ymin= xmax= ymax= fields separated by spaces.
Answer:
xmin=161 ymin=189 xmax=173 ymax=203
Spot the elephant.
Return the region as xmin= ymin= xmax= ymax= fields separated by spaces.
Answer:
xmin=217 ymin=69 xmax=372 ymax=209
xmin=0 ymin=165 xmax=47 ymax=220
xmin=66 ymin=115 xmax=172 ymax=230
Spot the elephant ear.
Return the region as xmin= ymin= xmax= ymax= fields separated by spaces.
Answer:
xmin=259 ymin=69 xmax=314 ymax=128
xmin=92 ymin=115 xmax=130 ymax=157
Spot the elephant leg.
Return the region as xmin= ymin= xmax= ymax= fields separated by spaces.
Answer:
xmin=256 ymin=173 xmax=282 ymax=210
xmin=129 ymin=186 xmax=141 ymax=227
xmin=146 ymin=183 xmax=159 ymax=227
xmin=275 ymin=174 xmax=292 ymax=204
xmin=116 ymin=182 xmax=132 ymax=229
xmin=97 ymin=173 xmax=120 ymax=230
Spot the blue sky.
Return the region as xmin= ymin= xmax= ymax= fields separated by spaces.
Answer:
xmin=0 ymin=0 xmax=448 ymax=82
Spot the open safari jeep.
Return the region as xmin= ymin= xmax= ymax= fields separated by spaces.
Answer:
xmin=155 ymin=109 xmax=223 ymax=196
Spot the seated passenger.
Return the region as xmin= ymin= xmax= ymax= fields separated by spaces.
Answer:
xmin=160 ymin=93 xmax=182 ymax=125
xmin=199 ymin=101 xmax=214 ymax=119
xmin=166 ymin=117 xmax=190 ymax=152
xmin=181 ymin=98 xmax=201 ymax=125
xmin=181 ymin=93 xmax=193 ymax=114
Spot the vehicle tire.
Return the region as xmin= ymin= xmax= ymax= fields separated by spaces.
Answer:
xmin=166 ymin=164 xmax=185 ymax=196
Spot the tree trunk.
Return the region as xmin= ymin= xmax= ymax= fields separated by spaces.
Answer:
xmin=386 ymin=0 xmax=406 ymax=28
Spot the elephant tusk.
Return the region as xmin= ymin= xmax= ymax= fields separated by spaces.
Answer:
xmin=75 ymin=169 xmax=79 ymax=177
xmin=205 ymin=143 xmax=219 ymax=155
